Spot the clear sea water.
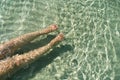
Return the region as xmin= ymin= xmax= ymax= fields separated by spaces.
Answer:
xmin=0 ymin=0 xmax=120 ymax=80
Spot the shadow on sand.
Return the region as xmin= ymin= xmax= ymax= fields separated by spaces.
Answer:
xmin=9 ymin=34 xmax=73 ymax=80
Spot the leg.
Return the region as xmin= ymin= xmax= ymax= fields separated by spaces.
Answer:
xmin=0 ymin=24 xmax=58 ymax=60
xmin=0 ymin=33 xmax=64 ymax=79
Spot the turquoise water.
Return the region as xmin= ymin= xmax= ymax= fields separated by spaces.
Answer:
xmin=0 ymin=0 xmax=120 ymax=80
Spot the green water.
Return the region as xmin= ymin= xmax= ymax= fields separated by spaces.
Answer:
xmin=0 ymin=0 xmax=120 ymax=80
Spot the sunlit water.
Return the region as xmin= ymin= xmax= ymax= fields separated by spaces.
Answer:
xmin=0 ymin=0 xmax=120 ymax=80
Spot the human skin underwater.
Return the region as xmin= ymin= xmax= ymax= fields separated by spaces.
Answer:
xmin=0 ymin=24 xmax=64 ymax=80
